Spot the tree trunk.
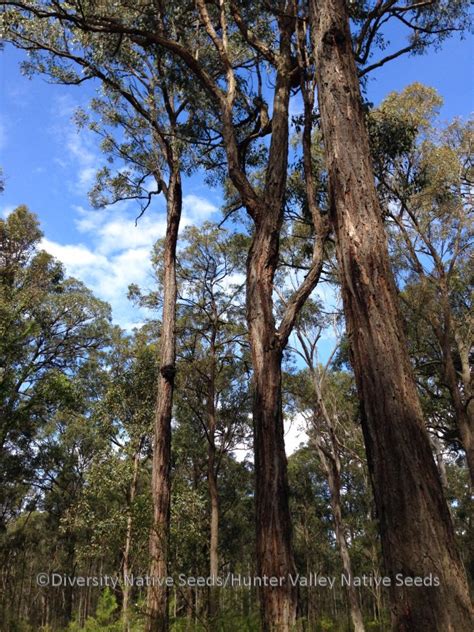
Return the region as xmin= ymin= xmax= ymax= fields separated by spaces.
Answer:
xmin=439 ymin=316 xmax=474 ymax=483
xmin=444 ymin=354 xmax=473 ymax=481
xmin=310 ymin=1 xmax=473 ymax=629
xmin=208 ymin=452 xmax=219 ymax=620
xmin=123 ymin=442 xmax=142 ymax=631
xmin=146 ymin=173 xmax=182 ymax=632
xmin=306 ymin=358 xmax=365 ymax=632
xmin=247 ymin=222 xmax=298 ymax=632
xmin=316 ymin=439 xmax=365 ymax=632
xmin=207 ymin=316 xmax=219 ymax=621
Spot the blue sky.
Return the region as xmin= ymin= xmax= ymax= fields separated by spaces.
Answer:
xmin=1 ymin=30 xmax=473 ymax=332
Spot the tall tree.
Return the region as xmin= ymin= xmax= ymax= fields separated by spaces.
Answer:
xmin=1 ymin=4 xmax=329 ymax=628
xmin=309 ymin=1 xmax=473 ymax=628
xmin=0 ymin=13 xmax=197 ymax=627
xmin=372 ymin=85 xmax=473 ymax=481
xmin=291 ymin=313 xmax=366 ymax=632
xmin=175 ymin=224 xmax=249 ymax=620
xmin=0 ymin=206 xmax=111 ymax=629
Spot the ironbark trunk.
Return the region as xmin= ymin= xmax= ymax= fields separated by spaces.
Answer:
xmin=247 ymin=222 xmax=298 ymax=631
xmin=217 ymin=17 xmax=301 ymax=628
xmin=310 ymin=1 xmax=473 ymax=629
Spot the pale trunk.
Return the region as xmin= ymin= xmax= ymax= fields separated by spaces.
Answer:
xmin=309 ymin=365 xmax=365 ymax=632
xmin=437 ymin=292 xmax=474 ymax=483
xmin=123 ymin=444 xmax=141 ymax=631
xmin=317 ymin=442 xmax=365 ymax=632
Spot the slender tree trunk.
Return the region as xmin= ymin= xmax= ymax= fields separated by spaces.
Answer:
xmin=316 ymin=438 xmax=365 ymax=632
xmin=430 ymin=434 xmax=449 ymax=492
xmin=306 ymin=360 xmax=365 ymax=632
xmin=444 ymin=352 xmax=473 ymax=480
xmin=247 ymin=222 xmax=298 ymax=632
xmin=438 ymin=312 xmax=474 ymax=483
xmin=123 ymin=442 xmax=142 ymax=631
xmin=207 ymin=319 xmax=219 ymax=621
xmin=146 ymin=173 xmax=182 ymax=632
xmin=310 ymin=1 xmax=473 ymax=629
xmin=208 ymin=452 xmax=219 ymax=619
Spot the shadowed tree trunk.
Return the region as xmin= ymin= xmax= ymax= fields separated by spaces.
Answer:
xmin=310 ymin=1 xmax=473 ymax=629
xmin=146 ymin=172 xmax=182 ymax=632
xmin=248 ymin=220 xmax=298 ymax=630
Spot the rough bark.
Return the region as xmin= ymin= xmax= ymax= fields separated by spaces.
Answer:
xmin=145 ymin=173 xmax=182 ymax=632
xmin=245 ymin=58 xmax=299 ymax=620
xmin=178 ymin=9 xmax=324 ymax=629
xmin=310 ymin=1 xmax=473 ymax=629
xmin=221 ymin=18 xmax=302 ymax=630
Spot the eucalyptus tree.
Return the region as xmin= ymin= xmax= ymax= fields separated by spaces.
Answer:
xmin=0 ymin=10 xmax=208 ymax=629
xmin=3 ymin=1 xmax=474 ymax=629
xmin=309 ymin=1 xmax=472 ymax=628
xmin=1 ymin=4 xmax=330 ymax=629
xmin=0 ymin=206 xmax=111 ymax=629
xmin=372 ymin=84 xmax=473 ymax=482
xmin=175 ymin=223 xmax=250 ymax=620
xmin=91 ymin=326 xmax=158 ymax=631
xmin=0 ymin=206 xmax=110 ymax=527
xmin=286 ymin=301 xmax=366 ymax=632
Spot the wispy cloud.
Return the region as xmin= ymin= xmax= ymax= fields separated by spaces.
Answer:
xmin=40 ymin=194 xmax=219 ymax=328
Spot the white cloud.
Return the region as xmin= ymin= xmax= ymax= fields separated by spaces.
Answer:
xmin=40 ymin=239 xmax=107 ymax=268
xmin=39 ymin=194 xmax=220 ymax=327
xmin=284 ymin=412 xmax=309 ymax=456
xmin=1 ymin=205 xmax=16 ymax=219
xmin=96 ymin=214 xmax=168 ymax=255
xmin=66 ymin=131 xmax=99 ymax=192
xmin=183 ymin=194 xmax=218 ymax=220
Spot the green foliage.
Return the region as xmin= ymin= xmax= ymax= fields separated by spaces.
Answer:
xmin=0 ymin=0 xmax=472 ymax=627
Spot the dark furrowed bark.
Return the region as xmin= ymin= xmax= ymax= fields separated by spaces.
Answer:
xmin=247 ymin=222 xmax=298 ymax=632
xmin=310 ymin=1 xmax=473 ymax=629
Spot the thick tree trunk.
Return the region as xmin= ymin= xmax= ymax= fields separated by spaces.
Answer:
xmin=247 ymin=223 xmax=298 ymax=632
xmin=146 ymin=174 xmax=182 ymax=632
xmin=310 ymin=1 xmax=473 ymax=629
